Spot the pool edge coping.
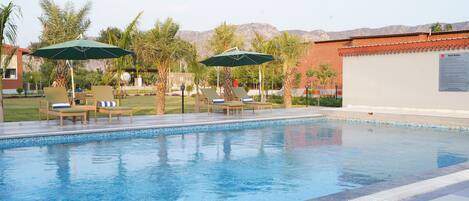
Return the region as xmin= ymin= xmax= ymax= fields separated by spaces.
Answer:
xmin=0 ymin=113 xmax=324 ymax=140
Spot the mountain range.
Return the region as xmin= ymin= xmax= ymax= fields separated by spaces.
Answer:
xmin=177 ymin=21 xmax=469 ymax=56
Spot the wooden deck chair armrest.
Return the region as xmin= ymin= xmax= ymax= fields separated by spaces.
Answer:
xmin=86 ymin=97 xmax=97 ymax=106
xmin=39 ymin=100 xmax=50 ymax=110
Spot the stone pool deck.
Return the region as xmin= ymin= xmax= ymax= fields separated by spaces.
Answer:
xmin=321 ymin=106 xmax=469 ymax=129
xmin=0 ymin=107 xmax=323 ymax=140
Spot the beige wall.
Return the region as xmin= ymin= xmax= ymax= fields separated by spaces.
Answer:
xmin=343 ymin=50 xmax=469 ymax=111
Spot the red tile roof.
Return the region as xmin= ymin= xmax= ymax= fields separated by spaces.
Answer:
xmin=339 ymin=37 xmax=469 ymax=56
xmin=2 ymin=44 xmax=31 ymax=54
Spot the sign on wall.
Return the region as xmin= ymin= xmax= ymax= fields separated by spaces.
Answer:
xmin=439 ymin=53 xmax=469 ymax=92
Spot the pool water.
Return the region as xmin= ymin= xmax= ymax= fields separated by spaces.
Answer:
xmin=1 ymin=120 xmax=469 ymax=201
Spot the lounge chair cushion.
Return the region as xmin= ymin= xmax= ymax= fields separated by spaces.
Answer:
xmin=100 ymin=106 xmax=132 ymax=111
xmin=212 ymin=99 xmax=225 ymax=104
xmin=99 ymin=101 xmax=117 ymax=107
xmin=51 ymin=103 xmax=71 ymax=109
xmin=224 ymin=101 xmax=244 ymax=106
xmin=52 ymin=108 xmax=86 ymax=113
xmin=240 ymin=97 xmax=253 ymax=102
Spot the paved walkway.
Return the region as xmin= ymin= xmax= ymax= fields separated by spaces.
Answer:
xmin=321 ymin=106 xmax=469 ymax=128
xmin=0 ymin=107 xmax=323 ymax=139
xmin=324 ymin=106 xmax=469 ymax=119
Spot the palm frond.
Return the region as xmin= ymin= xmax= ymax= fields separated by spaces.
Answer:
xmin=1 ymin=2 xmax=21 ymax=44
xmin=118 ymin=11 xmax=142 ymax=49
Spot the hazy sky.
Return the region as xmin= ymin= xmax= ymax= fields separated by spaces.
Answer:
xmin=11 ymin=0 xmax=469 ymax=47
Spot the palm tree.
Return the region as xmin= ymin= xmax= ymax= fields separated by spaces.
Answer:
xmin=188 ymin=47 xmax=207 ymax=112
xmin=272 ymin=32 xmax=307 ymax=108
xmin=311 ymin=64 xmax=336 ymax=106
xmin=251 ymin=32 xmax=275 ymax=102
xmin=103 ymin=12 xmax=142 ymax=100
xmin=38 ymin=0 xmax=91 ymax=87
xmin=0 ymin=1 xmax=21 ymax=122
xmin=207 ymin=22 xmax=243 ymax=99
xmin=133 ymin=18 xmax=193 ymax=115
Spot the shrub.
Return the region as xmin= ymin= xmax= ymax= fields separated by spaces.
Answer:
xmin=16 ymin=88 xmax=24 ymax=95
xmin=266 ymin=95 xmax=342 ymax=107
xmin=185 ymin=84 xmax=193 ymax=95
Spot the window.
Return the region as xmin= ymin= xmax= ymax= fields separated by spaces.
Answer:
xmin=1 ymin=54 xmax=18 ymax=80
xmin=4 ymin=69 xmax=16 ymax=79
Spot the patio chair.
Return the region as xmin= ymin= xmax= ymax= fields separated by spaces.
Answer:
xmin=39 ymin=87 xmax=87 ymax=126
xmin=199 ymin=88 xmax=244 ymax=115
xmin=233 ymin=87 xmax=273 ymax=111
xmin=91 ymin=86 xmax=133 ymax=123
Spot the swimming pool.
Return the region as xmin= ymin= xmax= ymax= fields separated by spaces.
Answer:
xmin=1 ymin=118 xmax=469 ymax=201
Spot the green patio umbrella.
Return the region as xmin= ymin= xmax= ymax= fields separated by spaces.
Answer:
xmin=29 ymin=39 xmax=133 ymax=60
xmin=200 ymin=47 xmax=274 ymax=98
xmin=29 ymin=39 xmax=133 ymax=101
xmin=200 ymin=47 xmax=273 ymax=67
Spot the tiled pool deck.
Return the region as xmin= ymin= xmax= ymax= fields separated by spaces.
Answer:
xmin=3 ymin=107 xmax=469 ymax=201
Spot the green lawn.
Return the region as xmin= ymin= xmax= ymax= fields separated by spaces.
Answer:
xmin=3 ymin=95 xmax=287 ymax=122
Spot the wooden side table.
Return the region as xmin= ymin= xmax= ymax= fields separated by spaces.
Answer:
xmin=74 ymin=105 xmax=97 ymax=122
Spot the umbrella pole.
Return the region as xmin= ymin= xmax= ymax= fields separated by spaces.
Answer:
xmin=216 ymin=67 xmax=220 ymax=93
xmin=68 ymin=60 xmax=76 ymax=105
xmin=258 ymin=65 xmax=262 ymax=102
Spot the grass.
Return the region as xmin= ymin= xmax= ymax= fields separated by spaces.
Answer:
xmin=3 ymin=95 xmax=289 ymax=122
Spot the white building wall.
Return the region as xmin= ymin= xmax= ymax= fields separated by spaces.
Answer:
xmin=343 ymin=50 xmax=469 ymax=111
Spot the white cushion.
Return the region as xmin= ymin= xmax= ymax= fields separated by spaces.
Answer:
xmin=51 ymin=103 xmax=71 ymax=109
xmin=212 ymin=98 xmax=225 ymax=104
xmin=241 ymin=97 xmax=253 ymax=102
xmin=99 ymin=101 xmax=117 ymax=107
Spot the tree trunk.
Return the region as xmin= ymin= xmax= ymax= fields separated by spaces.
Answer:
xmin=53 ymin=61 xmax=68 ymax=87
xmin=283 ymin=66 xmax=294 ymax=108
xmin=0 ymin=80 xmax=4 ymax=122
xmin=53 ymin=75 xmax=67 ymax=87
xmin=155 ymin=64 xmax=168 ymax=115
xmin=0 ymin=49 xmax=4 ymax=122
xmin=195 ymin=84 xmax=200 ymax=112
xmin=261 ymin=64 xmax=266 ymax=102
xmin=222 ymin=67 xmax=234 ymax=100
xmin=317 ymin=84 xmax=321 ymax=106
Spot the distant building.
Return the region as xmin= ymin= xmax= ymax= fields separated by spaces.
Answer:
xmin=297 ymin=30 xmax=469 ymax=94
xmin=1 ymin=44 xmax=30 ymax=94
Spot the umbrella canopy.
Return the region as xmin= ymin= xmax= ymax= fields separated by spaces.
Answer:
xmin=29 ymin=39 xmax=134 ymax=103
xmin=200 ymin=48 xmax=273 ymax=67
xmin=29 ymin=39 xmax=133 ymax=60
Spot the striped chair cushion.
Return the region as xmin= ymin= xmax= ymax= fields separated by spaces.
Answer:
xmin=99 ymin=101 xmax=117 ymax=107
xmin=241 ymin=97 xmax=253 ymax=102
xmin=212 ymin=98 xmax=225 ymax=104
xmin=51 ymin=103 xmax=71 ymax=109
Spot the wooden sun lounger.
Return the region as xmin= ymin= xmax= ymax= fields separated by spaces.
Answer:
xmin=199 ymin=88 xmax=244 ymax=115
xmin=233 ymin=87 xmax=273 ymax=111
xmin=91 ymin=86 xmax=133 ymax=123
xmin=39 ymin=87 xmax=87 ymax=126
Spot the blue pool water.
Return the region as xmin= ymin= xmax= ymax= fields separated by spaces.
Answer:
xmin=1 ymin=119 xmax=469 ymax=201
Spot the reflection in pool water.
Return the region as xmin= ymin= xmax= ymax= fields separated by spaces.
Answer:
xmin=0 ymin=120 xmax=468 ymax=200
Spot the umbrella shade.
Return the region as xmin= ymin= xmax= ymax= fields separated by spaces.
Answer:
xmin=29 ymin=39 xmax=133 ymax=60
xmin=200 ymin=49 xmax=273 ymax=67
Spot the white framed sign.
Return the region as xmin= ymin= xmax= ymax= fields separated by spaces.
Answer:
xmin=439 ymin=53 xmax=469 ymax=92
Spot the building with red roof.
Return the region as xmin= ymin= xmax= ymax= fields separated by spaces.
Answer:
xmin=297 ymin=30 xmax=469 ymax=97
xmin=339 ymin=36 xmax=469 ymax=111
xmin=2 ymin=44 xmax=31 ymax=93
